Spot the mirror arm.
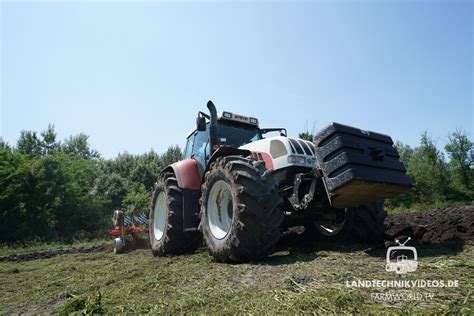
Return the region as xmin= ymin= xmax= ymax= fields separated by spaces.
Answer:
xmin=198 ymin=111 xmax=210 ymax=120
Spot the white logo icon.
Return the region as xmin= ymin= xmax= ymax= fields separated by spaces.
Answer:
xmin=386 ymin=237 xmax=418 ymax=274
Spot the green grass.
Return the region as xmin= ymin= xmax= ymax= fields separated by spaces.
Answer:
xmin=0 ymin=238 xmax=109 ymax=256
xmin=385 ymin=201 xmax=473 ymax=214
xmin=1 ymin=241 xmax=472 ymax=314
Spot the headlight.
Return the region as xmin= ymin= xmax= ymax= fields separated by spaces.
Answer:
xmin=287 ymin=155 xmax=307 ymax=165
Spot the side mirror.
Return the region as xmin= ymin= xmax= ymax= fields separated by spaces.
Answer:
xmin=196 ymin=116 xmax=206 ymax=131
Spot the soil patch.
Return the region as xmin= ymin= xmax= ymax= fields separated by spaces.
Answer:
xmin=385 ymin=205 xmax=473 ymax=244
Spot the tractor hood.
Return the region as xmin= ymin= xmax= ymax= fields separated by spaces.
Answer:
xmin=239 ymin=136 xmax=316 ymax=170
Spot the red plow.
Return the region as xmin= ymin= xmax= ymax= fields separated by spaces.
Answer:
xmin=108 ymin=209 xmax=149 ymax=254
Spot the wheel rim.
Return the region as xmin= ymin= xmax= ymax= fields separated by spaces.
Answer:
xmin=153 ymin=192 xmax=167 ymax=240
xmin=207 ymin=180 xmax=234 ymax=239
xmin=315 ymin=210 xmax=347 ymax=236
xmin=114 ymin=237 xmax=123 ymax=253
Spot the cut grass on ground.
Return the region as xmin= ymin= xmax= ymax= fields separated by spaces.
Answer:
xmin=0 ymin=240 xmax=472 ymax=313
xmin=0 ymin=239 xmax=109 ymax=256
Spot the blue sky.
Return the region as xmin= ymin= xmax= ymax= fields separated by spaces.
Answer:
xmin=1 ymin=1 xmax=472 ymax=158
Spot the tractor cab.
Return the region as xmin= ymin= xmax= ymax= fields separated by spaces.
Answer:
xmin=183 ymin=111 xmax=262 ymax=170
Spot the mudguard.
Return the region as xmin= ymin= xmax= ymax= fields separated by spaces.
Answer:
xmin=161 ymin=148 xmax=254 ymax=189
xmin=162 ymin=159 xmax=202 ymax=190
xmin=205 ymin=147 xmax=251 ymax=174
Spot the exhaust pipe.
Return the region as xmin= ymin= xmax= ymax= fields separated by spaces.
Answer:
xmin=207 ymin=100 xmax=219 ymax=151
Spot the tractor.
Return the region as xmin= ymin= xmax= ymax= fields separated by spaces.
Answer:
xmin=149 ymin=101 xmax=411 ymax=262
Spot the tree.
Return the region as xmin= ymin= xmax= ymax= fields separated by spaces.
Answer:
xmin=40 ymin=124 xmax=60 ymax=154
xmin=445 ymin=130 xmax=473 ymax=191
xmin=385 ymin=142 xmax=417 ymax=208
xmin=0 ymin=137 xmax=11 ymax=150
xmin=298 ymin=132 xmax=313 ymax=141
xmin=0 ymin=148 xmax=30 ymax=241
xmin=16 ymin=130 xmax=43 ymax=157
xmin=1 ymin=126 xmax=188 ymax=242
xmin=299 ymin=121 xmax=316 ymax=141
xmin=53 ymin=155 xmax=108 ymax=241
xmin=62 ymin=134 xmax=100 ymax=160
xmin=130 ymin=151 xmax=162 ymax=189
xmin=25 ymin=154 xmax=68 ymax=240
xmin=160 ymin=145 xmax=182 ymax=167
xmin=407 ymin=132 xmax=450 ymax=203
xmin=123 ymin=183 xmax=150 ymax=214
xmin=394 ymin=141 xmax=414 ymax=168
xmin=92 ymin=171 xmax=127 ymax=211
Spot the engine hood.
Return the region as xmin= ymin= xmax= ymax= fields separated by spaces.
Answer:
xmin=240 ymin=136 xmax=316 ymax=169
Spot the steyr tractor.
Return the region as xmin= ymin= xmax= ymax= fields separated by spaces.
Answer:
xmin=149 ymin=101 xmax=411 ymax=262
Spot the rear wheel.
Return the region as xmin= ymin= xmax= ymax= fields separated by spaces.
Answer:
xmin=200 ymin=156 xmax=283 ymax=262
xmin=305 ymin=208 xmax=354 ymax=241
xmin=149 ymin=172 xmax=201 ymax=256
xmin=350 ymin=200 xmax=386 ymax=243
xmin=305 ymin=201 xmax=386 ymax=244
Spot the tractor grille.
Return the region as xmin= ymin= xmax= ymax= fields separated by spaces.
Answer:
xmin=288 ymin=138 xmax=315 ymax=156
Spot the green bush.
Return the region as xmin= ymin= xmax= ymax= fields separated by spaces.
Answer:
xmin=0 ymin=125 xmax=181 ymax=243
xmin=386 ymin=131 xmax=473 ymax=210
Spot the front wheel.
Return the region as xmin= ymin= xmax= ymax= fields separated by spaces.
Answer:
xmin=199 ymin=156 xmax=283 ymax=263
xmin=149 ymin=172 xmax=201 ymax=256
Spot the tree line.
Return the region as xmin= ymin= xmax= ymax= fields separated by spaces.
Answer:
xmin=0 ymin=125 xmax=472 ymax=243
xmin=0 ymin=125 xmax=181 ymax=243
xmin=387 ymin=131 xmax=473 ymax=209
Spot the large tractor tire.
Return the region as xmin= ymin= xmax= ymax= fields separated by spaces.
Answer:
xmin=350 ymin=200 xmax=386 ymax=243
xmin=305 ymin=200 xmax=386 ymax=244
xmin=199 ymin=156 xmax=283 ymax=263
xmin=149 ymin=172 xmax=201 ymax=256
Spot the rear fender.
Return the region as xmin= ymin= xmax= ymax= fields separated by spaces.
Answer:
xmin=205 ymin=147 xmax=252 ymax=174
xmin=162 ymin=159 xmax=202 ymax=190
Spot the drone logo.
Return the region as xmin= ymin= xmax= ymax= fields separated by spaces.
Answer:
xmin=386 ymin=237 xmax=418 ymax=274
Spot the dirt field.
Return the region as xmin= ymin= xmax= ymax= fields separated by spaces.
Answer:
xmin=385 ymin=205 xmax=473 ymax=244
xmin=0 ymin=206 xmax=472 ymax=313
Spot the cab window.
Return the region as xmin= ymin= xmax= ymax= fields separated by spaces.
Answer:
xmin=184 ymin=136 xmax=194 ymax=159
xmin=193 ymin=128 xmax=209 ymax=163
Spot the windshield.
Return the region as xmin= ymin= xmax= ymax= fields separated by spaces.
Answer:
xmin=217 ymin=121 xmax=261 ymax=148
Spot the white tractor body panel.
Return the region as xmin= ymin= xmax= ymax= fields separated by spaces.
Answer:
xmin=239 ymin=136 xmax=316 ymax=171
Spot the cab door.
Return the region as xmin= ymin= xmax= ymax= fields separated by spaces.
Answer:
xmin=192 ymin=127 xmax=210 ymax=173
xmin=183 ymin=125 xmax=210 ymax=175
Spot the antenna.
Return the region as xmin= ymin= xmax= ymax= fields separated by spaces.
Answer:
xmin=396 ymin=237 xmax=411 ymax=246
